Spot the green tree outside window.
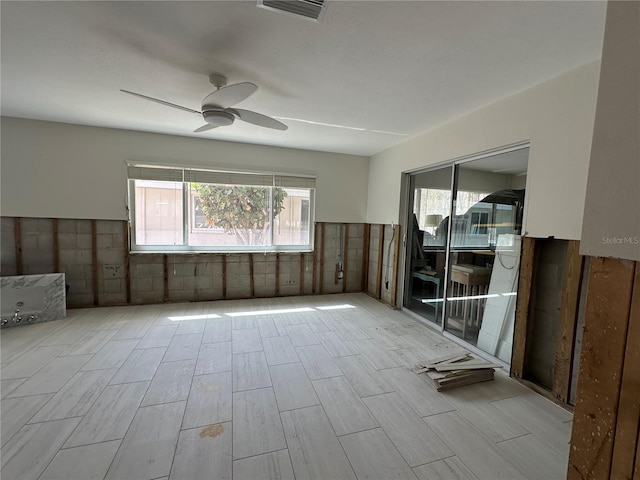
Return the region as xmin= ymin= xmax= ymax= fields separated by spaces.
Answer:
xmin=192 ymin=184 xmax=287 ymax=245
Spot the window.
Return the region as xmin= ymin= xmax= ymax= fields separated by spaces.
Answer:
xmin=128 ymin=164 xmax=315 ymax=252
xmin=413 ymin=188 xmax=492 ymax=247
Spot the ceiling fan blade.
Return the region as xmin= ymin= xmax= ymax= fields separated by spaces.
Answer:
xmin=120 ymin=89 xmax=201 ymax=115
xmin=202 ymin=82 xmax=257 ymax=109
xmin=194 ymin=124 xmax=219 ymax=133
xmin=232 ymin=108 xmax=288 ymax=131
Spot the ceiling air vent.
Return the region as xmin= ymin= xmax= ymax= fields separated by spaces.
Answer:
xmin=258 ymin=0 xmax=326 ymax=21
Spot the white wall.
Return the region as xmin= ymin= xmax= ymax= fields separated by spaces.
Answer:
xmin=367 ymin=61 xmax=601 ymax=240
xmin=580 ymin=1 xmax=640 ymax=261
xmin=510 ymin=175 xmax=527 ymax=191
xmin=0 ymin=118 xmax=369 ymax=223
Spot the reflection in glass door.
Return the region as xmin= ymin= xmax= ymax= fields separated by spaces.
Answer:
xmin=403 ymin=147 xmax=528 ymax=365
xmin=403 ymin=166 xmax=453 ymax=326
xmin=444 ymin=151 xmax=527 ymax=363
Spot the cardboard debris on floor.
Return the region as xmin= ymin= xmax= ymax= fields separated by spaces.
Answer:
xmin=413 ymin=352 xmax=502 ymax=391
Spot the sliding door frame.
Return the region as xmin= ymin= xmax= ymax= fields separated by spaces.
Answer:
xmin=399 ymin=142 xmax=531 ymax=360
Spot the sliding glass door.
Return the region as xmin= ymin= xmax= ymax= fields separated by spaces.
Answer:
xmin=403 ymin=147 xmax=528 ymax=364
xmin=403 ymin=166 xmax=453 ymax=326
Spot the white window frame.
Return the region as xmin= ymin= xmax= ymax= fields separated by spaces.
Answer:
xmin=127 ymin=163 xmax=316 ymax=253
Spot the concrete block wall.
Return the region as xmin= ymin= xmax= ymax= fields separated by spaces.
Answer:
xmin=168 ymin=254 xmax=225 ymax=302
xmin=0 ymin=217 xmax=98 ymax=308
xmin=0 ymin=218 xmax=17 ymax=275
xmin=380 ymin=224 xmax=399 ymax=305
xmin=20 ymin=218 xmax=56 ymax=274
xmin=253 ymin=253 xmax=278 ymax=298
xmin=130 ymin=254 xmax=166 ymax=304
xmin=0 ymin=216 xmax=367 ymax=308
xmin=225 ymin=254 xmax=251 ymax=300
xmin=96 ymin=220 xmax=127 ymax=306
xmin=346 ymin=223 xmax=365 ymax=292
xmin=317 ymin=223 xmax=367 ymax=295
xmin=321 ymin=223 xmax=346 ymax=295
xmin=364 ymin=223 xmax=402 ymax=307
xmin=276 ymin=253 xmax=311 ymax=297
xmin=58 ymin=219 xmax=94 ymax=307
xmin=367 ymin=224 xmax=382 ymax=296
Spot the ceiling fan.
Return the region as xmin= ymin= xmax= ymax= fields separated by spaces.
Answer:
xmin=121 ymin=74 xmax=288 ymax=132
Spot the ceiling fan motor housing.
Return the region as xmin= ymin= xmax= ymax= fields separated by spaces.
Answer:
xmin=203 ymin=109 xmax=235 ymax=126
xmin=121 ymin=73 xmax=286 ymax=131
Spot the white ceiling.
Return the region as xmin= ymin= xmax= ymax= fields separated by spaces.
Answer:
xmin=0 ymin=1 xmax=606 ymax=157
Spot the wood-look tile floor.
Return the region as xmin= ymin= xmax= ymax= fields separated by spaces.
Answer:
xmin=0 ymin=293 xmax=572 ymax=480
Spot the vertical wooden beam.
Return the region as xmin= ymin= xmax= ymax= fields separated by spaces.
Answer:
xmin=312 ymin=222 xmax=319 ymax=294
xmin=222 ymin=255 xmax=227 ymax=300
xmin=362 ymin=223 xmax=371 ymax=293
xmin=275 ymin=253 xmax=280 ymax=296
xmin=52 ymin=218 xmax=60 ymax=273
xmin=391 ymin=224 xmax=401 ymax=307
xmin=299 ymin=253 xmax=305 ymax=295
xmin=553 ymin=240 xmax=584 ymax=402
xmin=319 ymin=223 xmax=325 ymax=294
xmin=14 ymin=217 xmax=23 ymax=275
xmin=162 ymin=254 xmax=169 ymax=303
xmin=91 ymin=220 xmax=99 ymax=306
xmin=568 ymin=258 xmax=635 ymax=480
xmin=511 ymin=237 xmax=536 ymax=379
xmin=249 ymin=253 xmax=255 ymax=298
xmin=376 ymin=224 xmax=385 ymax=300
xmin=610 ymin=263 xmax=640 ymax=479
xmin=342 ymin=223 xmax=349 ymax=293
xmin=123 ymin=221 xmax=131 ymax=304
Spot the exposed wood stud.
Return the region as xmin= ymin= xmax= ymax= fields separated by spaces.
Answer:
xmin=376 ymin=224 xmax=385 ymax=300
xmin=362 ymin=223 xmax=371 ymax=293
xmin=610 ymin=264 xmax=640 ymax=479
xmin=91 ymin=220 xmax=99 ymax=306
xmin=123 ymin=221 xmax=131 ymax=304
xmin=342 ymin=223 xmax=349 ymax=293
xmin=222 ymin=255 xmax=227 ymax=300
xmin=51 ymin=218 xmax=60 ymax=273
xmin=511 ymin=237 xmax=536 ymax=378
xmin=553 ymin=240 xmax=584 ymax=402
xmin=14 ymin=217 xmax=23 ymax=275
xmin=568 ymin=258 xmax=635 ymax=480
xmin=300 ymin=253 xmax=305 ymax=295
xmin=162 ymin=254 xmax=169 ymax=303
xmin=275 ymin=253 xmax=280 ymax=297
xmin=391 ymin=224 xmax=401 ymax=307
xmin=312 ymin=222 xmax=319 ymax=294
xmin=249 ymin=253 xmax=255 ymax=298
xmin=319 ymin=223 xmax=325 ymax=294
